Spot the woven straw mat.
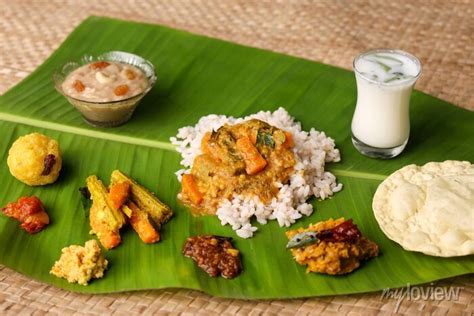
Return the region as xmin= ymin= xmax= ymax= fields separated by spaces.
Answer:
xmin=0 ymin=0 xmax=473 ymax=315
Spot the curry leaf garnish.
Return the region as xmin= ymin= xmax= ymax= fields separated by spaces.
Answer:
xmin=286 ymin=231 xmax=319 ymax=249
xmin=256 ymin=129 xmax=275 ymax=148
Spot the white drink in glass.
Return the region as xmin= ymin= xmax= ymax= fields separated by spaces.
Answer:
xmin=351 ymin=49 xmax=421 ymax=158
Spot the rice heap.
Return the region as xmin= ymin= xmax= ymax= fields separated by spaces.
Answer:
xmin=171 ymin=107 xmax=342 ymax=238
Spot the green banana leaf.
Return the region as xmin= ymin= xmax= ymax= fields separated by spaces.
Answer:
xmin=0 ymin=16 xmax=472 ymax=299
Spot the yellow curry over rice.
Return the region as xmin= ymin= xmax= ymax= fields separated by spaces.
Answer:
xmin=180 ymin=119 xmax=296 ymax=214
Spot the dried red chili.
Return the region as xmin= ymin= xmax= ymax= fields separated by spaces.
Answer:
xmin=318 ymin=219 xmax=362 ymax=243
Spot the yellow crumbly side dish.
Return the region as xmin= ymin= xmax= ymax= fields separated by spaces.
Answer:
xmin=50 ymin=240 xmax=108 ymax=286
xmin=286 ymin=218 xmax=379 ymax=275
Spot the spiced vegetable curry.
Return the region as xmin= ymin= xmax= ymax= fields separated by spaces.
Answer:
xmin=180 ymin=119 xmax=296 ymax=214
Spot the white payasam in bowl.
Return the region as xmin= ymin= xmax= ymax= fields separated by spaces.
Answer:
xmin=54 ymin=51 xmax=156 ymax=127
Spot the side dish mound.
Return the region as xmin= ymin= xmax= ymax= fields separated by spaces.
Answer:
xmin=183 ymin=235 xmax=242 ymax=279
xmin=2 ymin=196 xmax=49 ymax=234
xmin=286 ymin=218 xmax=379 ymax=275
xmin=171 ymin=108 xmax=342 ymax=238
xmin=50 ymin=240 xmax=108 ymax=286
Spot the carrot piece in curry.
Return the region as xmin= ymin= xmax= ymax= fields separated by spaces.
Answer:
xmin=236 ymin=136 xmax=267 ymax=175
xmin=124 ymin=202 xmax=160 ymax=244
xmin=282 ymin=131 xmax=294 ymax=148
xmin=250 ymin=130 xmax=258 ymax=144
xmin=182 ymin=174 xmax=203 ymax=205
xmin=201 ymin=132 xmax=212 ymax=155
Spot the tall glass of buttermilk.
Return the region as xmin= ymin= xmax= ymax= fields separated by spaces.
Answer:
xmin=351 ymin=49 xmax=421 ymax=159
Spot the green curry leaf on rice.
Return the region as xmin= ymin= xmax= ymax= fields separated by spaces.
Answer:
xmin=256 ymin=130 xmax=275 ymax=148
xmin=179 ymin=118 xmax=297 ymax=217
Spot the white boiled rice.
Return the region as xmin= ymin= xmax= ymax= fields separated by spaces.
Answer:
xmin=170 ymin=107 xmax=342 ymax=238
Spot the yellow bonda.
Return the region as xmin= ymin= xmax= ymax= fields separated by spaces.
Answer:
xmin=7 ymin=133 xmax=62 ymax=186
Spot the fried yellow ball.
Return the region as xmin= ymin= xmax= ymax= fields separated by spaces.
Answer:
xmin=7 ymin=133 xmax=62 ymax=186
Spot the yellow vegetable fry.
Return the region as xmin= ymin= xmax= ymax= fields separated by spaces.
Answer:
xmin=124 ymin=202 xmax=160 ymax=244
xmin=89 ymin=202 xmax=122 ymax=250
xmin=109 ymin=181 xmax=131 ymax=210
xmin=86 ymin=175 xmax=126 ymax=232
xmin=110 ymin=170 xmax=173 ymax=228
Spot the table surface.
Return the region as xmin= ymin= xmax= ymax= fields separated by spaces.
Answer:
xmin=0 ymin=0 xmax=472 ymax=315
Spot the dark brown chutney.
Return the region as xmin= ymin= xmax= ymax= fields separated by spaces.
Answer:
xmin=182 ymin=235 xmax=242 ymax=279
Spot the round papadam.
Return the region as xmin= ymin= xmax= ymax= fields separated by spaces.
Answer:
xmin=372 ymin=160 xmax=474 ymax=257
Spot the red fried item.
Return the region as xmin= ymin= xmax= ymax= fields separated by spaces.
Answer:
xmin=2 ymin=196 xmax=50 ymax=234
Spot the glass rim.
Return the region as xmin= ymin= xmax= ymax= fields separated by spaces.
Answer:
xmin=353 ymin=49 xmax=422 ymax=86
